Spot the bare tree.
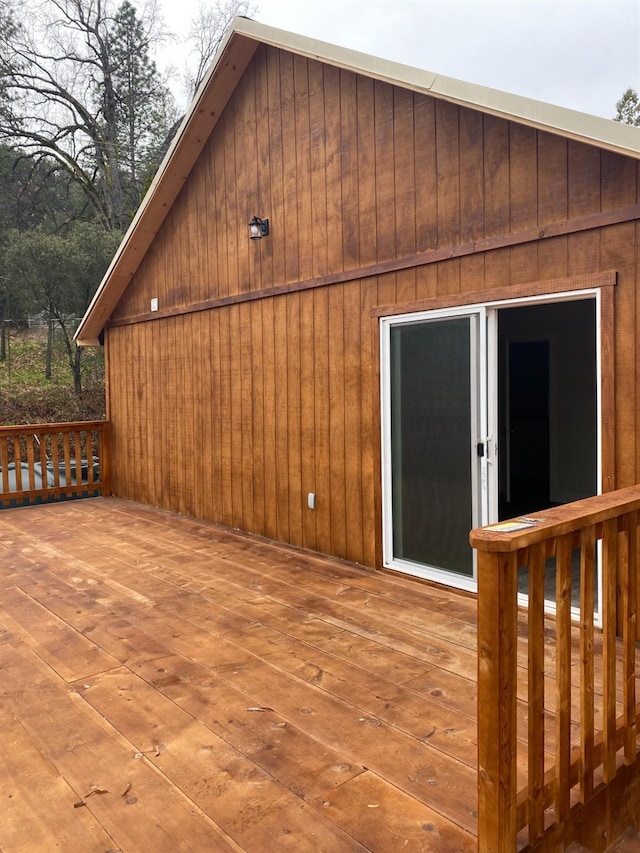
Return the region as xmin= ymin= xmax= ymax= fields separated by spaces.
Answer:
xmin=0 ymin=0 xmax=177 ymax=231
xmin=184 ymin=0 xmax=258 ymax=97
xmin=152 ymin=0 xmax=258 ymax=164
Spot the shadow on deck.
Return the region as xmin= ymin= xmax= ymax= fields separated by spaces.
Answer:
xmin=0 ymin=497 xmax=478 ymax=852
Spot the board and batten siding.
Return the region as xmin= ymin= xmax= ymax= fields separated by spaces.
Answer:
xmin=105 ymin=44 xmax=640 ymax=567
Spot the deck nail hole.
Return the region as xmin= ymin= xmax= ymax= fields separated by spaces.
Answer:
xmin=300 ymin=708 xmax=313 ymax=715
xmin=430 ymin=689 xmax=442 ymax=697
xmin=422 ymin=823 xmax=435 ymax=832
xmin=125 ymin=796 xmax=137 ymax=805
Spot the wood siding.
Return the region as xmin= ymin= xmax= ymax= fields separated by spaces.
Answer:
xmin=105 ymin=44 xmax=640 ymax=567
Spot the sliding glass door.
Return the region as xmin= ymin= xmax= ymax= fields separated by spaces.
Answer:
xmin=381 ymin=294 xmax=599 ymax=602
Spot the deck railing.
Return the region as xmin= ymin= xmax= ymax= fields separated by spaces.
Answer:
xmin=0 ymin=421 xmax=111 ymax=509
xmin=471 ymin=487 xmax=640 ymax=852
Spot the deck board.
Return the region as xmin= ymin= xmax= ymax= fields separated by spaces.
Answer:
xmin=0 ymin=495 xmax=585 ymax=851
xmin=0 ymin=703 xmax=119 ymax=853
xmin=0 ymin=644 xmax=244 ymax=852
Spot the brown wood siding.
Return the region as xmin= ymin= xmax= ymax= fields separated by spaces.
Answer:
xmin=105 ymin=44 xmax=640 ymax=567
xmin=108 ymin=284 xmax=381 ymax=564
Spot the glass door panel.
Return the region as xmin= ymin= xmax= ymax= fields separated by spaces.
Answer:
xmin=383 ymin=311 xmax=484 ymax=583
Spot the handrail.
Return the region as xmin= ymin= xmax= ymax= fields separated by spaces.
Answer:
xmin=0 ymin=421 xmax=111 ymax=509
xmin=471 ymin=486 xmax=640 ymax=851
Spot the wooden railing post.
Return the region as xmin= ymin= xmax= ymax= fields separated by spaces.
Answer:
xmin=100 ymin=420 xmax=112 ymax=497
xmin=476 ymin=547 xmax=519 ymax=852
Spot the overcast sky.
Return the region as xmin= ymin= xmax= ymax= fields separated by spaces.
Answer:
xmin=156 ymin=0 xmax=640 ymax=120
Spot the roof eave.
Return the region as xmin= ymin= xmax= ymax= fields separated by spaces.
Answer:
xmin=232 ymin=17 xmax=640 ymax=159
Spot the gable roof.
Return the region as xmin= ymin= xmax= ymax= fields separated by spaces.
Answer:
xmin=75 ymin=16 xmax=640 ymax=346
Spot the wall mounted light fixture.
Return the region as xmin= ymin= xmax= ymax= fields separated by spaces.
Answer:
xmin=249 ymin=216 xmax=269 ymax=239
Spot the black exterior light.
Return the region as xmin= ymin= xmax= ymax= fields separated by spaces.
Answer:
xmin=249 ymin=216 xmax=269 ymax=239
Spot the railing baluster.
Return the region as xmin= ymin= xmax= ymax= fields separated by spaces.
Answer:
xmin=74 ymin=430 xmax=82 ymax=485
xmin=528 ymin=541 xmax=546 ymax=843
xmin=38 ymin=431 xmax=48 ymax=492
xmin=555 ymin=533 xmax=573 ymax=823
xmin=86 ymin=431 xmax=95 ymax=485
xmin=51 ymin=434 xmax=60 ymax=488
xmin=0 ymin=435 xmax=8 ymax=493
xmin=26 ymin=435 xmax=36 ymax=491
xmin=12 ymin=437 xmax=22 ymax=491
xmin=602 ymin=517 xmax=618 ymax=783
xmin=579 ymin=525 xmax=596 ymax=802
xmin=621 ymin=512 xmax=638 ymax=764
xmin=62 ymin=432 xmax=72 ymax=486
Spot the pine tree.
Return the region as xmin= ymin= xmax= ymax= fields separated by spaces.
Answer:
xmin=110 ymin=0 xmax=176 ymax=220
xmin=614 ymin=87 xmax=640 ymax=126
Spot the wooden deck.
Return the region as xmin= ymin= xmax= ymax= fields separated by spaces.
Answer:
xmin=0 ymin=497 xmax=482 ymax=851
